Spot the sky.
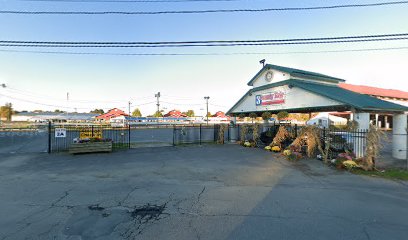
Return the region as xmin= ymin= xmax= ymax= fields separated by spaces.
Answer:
xmin=0 ymin=0 xmax=408 ymax=116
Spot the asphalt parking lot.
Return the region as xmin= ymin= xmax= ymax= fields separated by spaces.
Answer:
xmin=0 ymin=144 xmax=407 ymax=240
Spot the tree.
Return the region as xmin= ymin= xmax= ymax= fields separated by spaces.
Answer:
xmin=0 ymin=103 xmax=13 ymax=121
xmin=206 ymin=112 xmax=212 ymax=117
xmin=261 ymin=112 xmax=272 ymax=121
xmin=238 ymin=113 xmax=246 ymax=119
xmin=54 ymin=109 xmax=63 ymax=113
xmin=90 ymin=109 xmax=104 ymax=115
xmin=183 ymin=110 xmax=195 ymax=117
xmin=249 ymin=112 xmax=258 ymax=123
xmin=132 ymin=108 xmax=142 ymax=117
xmin=153 ymin=111 xmax=163 ymax=117
xmin=277 ymin=111 xmax=289 ymax=121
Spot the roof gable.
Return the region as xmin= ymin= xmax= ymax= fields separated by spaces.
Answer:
xmin=228 ymin=79 xmax=408 ymax=114
xmin=247 ymin=64 xmax=345 ymax=86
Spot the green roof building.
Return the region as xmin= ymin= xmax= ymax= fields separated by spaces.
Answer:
xmin=227 ymin=63 xmax=408 ymax=160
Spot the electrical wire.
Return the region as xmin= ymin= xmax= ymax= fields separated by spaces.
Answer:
xmin=3 ymin=33 xmax=408 ymax=45
xmin=20 ymin=0 xmax=243 ymax=3
xmin=161 ymin=101 xmax=204 ymax=106
xmin=1 ymin=46 xmax=408 ymax=56
xmin=1 ymin=34 xmax=407 ymax=48
xmin=5 ymin=87 xmax=155 ymax=103
xmin=2 ymin=1 xmax=408 ymax=15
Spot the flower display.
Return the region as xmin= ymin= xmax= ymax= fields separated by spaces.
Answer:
xmin=271 ymin=146 xmax=281 ymax=152
xmin=342 ymin=160 xmax=359 ymax=170
xmin=283 ymin=149 xmax=291 ymax=156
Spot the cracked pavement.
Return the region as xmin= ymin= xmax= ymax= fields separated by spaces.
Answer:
xmin=0 ymin=144 xmax=407 ymax=239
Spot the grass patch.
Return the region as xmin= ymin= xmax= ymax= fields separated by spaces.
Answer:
xmin=352 ymin=168 xmax=408 ymax=181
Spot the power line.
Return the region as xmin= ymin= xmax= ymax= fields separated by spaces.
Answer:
xmin=5 ymin=86 xmax=155 ymax=103
xmin=0 ymin=91 xmax=158 ymax=110
xmin=1 ymin=46 xmax=408 ymax=56
xmin=1 ymin=34 xmax=408 ymax=48
xmin=3 ymin=33 xmax=408 ymax=45
xmin=20 ymin=0 xmax=243 ymax=3
xmin=2 ymin=1 xmax=408 ymax=15
xmin=161 ymin=101 xmax=203 ymax=106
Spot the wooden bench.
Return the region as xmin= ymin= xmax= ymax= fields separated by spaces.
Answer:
xmin=69 ymin=142 xmax=113 ymax=154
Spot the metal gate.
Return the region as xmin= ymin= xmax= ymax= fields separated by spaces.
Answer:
xmin=0 ymin=125 xmax=48 ymax=153
xmin=46 ymin=123 xmax=229 ymax=153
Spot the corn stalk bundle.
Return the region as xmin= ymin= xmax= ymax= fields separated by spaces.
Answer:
xmin=240 ymin=124 xmax=249 ymax=142
xmin=290 ymin=126 xmax=319 ymax=157
xmin=217 ymin=124 xmax=228 ymax=144
xmin=252 ymin=123 xmax=261 ymax=143
xmin=362 ymin=125 xmax=385 ymax=170
xmin=270 ymin=126 xmax=292 ymax=147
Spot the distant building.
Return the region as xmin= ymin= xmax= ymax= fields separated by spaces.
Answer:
xmin=339 ymin=83 xmax=408 ymax=106
xmin=11 ymin=112 xmax=98 ymax=123
xmin=211 ymin=111 xmax=230 ymax=122
xmin=95 ymin=108 xmax=128 ymax=122
xmin=338 ymin=83 xmax=408 ymax=129
xmin=306 ymin=112 xmax=348 ymax=128
xmin=163 ymin=110 xmax=187 ymax=118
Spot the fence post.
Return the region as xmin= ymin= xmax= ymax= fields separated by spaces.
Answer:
xmin=199 ymin=124 xmax=202 ymax=145
xmin=294 ymin=124 xmax=298 ymax=138
xmin=237 ymin=124 xmax=240 ymax=142
xmin=48 ymin=121 xmax=51 ymax=154
xmin=91 ymin=125 xmax=94 ymax=137
xmin=128 ymin=124 xmax=131 ymax=149
xmin=173 ymin=125 xmax=175 ymax=146
xmin=227 ymin=124 xmax=230 ymax=142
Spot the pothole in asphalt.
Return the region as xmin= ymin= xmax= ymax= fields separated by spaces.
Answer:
xmin=88 ymin=204 xmax=105 ymax=211
xmin=130 ymin=204 xmax=166 ymax=221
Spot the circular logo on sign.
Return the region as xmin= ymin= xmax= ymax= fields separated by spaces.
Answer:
xmin=265 ymin=71 xmax=274 ymax=82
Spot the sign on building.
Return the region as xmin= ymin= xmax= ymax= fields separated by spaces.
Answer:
xmin=55 ymin=128 xmax=66 ymax=138
xmin=255 ymin=91 xmax=286 ymax=106
xmin=80 ymin=129 xmax=103 ymax=139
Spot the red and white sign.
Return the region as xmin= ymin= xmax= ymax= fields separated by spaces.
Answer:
xmin=256 ymin=91 xmax=286 ymax=106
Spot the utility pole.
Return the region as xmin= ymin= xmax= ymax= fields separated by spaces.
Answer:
xmin=155 ymin=92 xmax=160 ymax=117
xmin=204 ymin=96 xmax=210 ymax=125
xmin=0 ymin=84 xmax=6 ymax=126
xmin=128 ymin=101 xmax=132 ymax=116
xmin=66 ymin=92 xmax=69 ymax=123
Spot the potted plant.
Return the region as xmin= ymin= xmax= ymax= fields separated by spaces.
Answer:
xmin=69 ymin=137 xmax=113 ymax=154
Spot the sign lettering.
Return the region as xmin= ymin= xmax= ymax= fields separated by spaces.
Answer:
xmin=55 ymin=128 xmax=66 ymax=138
xmin=80 ymin=129 xmax=103 ymax=139
xmin=255 ymin=91 xmax=286 ymax=106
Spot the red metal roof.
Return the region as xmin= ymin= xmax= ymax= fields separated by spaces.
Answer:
xmin=212 ymin=111 xmax=227 ymax=118
xmin=95 ymin=108 xmax=128 ymax=121
xmin=163 ymin=110 xmax=187 ymax=118
xmin=339 ymin=83 xmax=408 ymax=100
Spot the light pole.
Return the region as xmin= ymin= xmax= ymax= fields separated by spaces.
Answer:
xmin=0 ymin=84 xmax=6 ymax=126
xmin=155 ymin=92 xmax=161 ymax=122
xmin=204 ymin=96 xmax=210 ymax=125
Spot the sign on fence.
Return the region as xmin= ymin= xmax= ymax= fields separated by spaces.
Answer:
xmin=55 ymin=128 xmax=66 ymax=138
xmin=80 ymin=129 xmax=102 ymax=139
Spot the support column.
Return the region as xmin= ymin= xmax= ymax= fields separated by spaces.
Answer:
xmin=385 ymin=116 xmax=389 ymax=129
xmin=229 ymin=116 xmax=238 ymax=143
xmin=353 ymin=112 xmax=370 ymax=158
xmin=375 ymin=114 xmax=379 ymax=128
xmin=353 ymin=112 xmax=370 ymax=130
xmin=392 ymin=113 xmax=407 ymax=160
